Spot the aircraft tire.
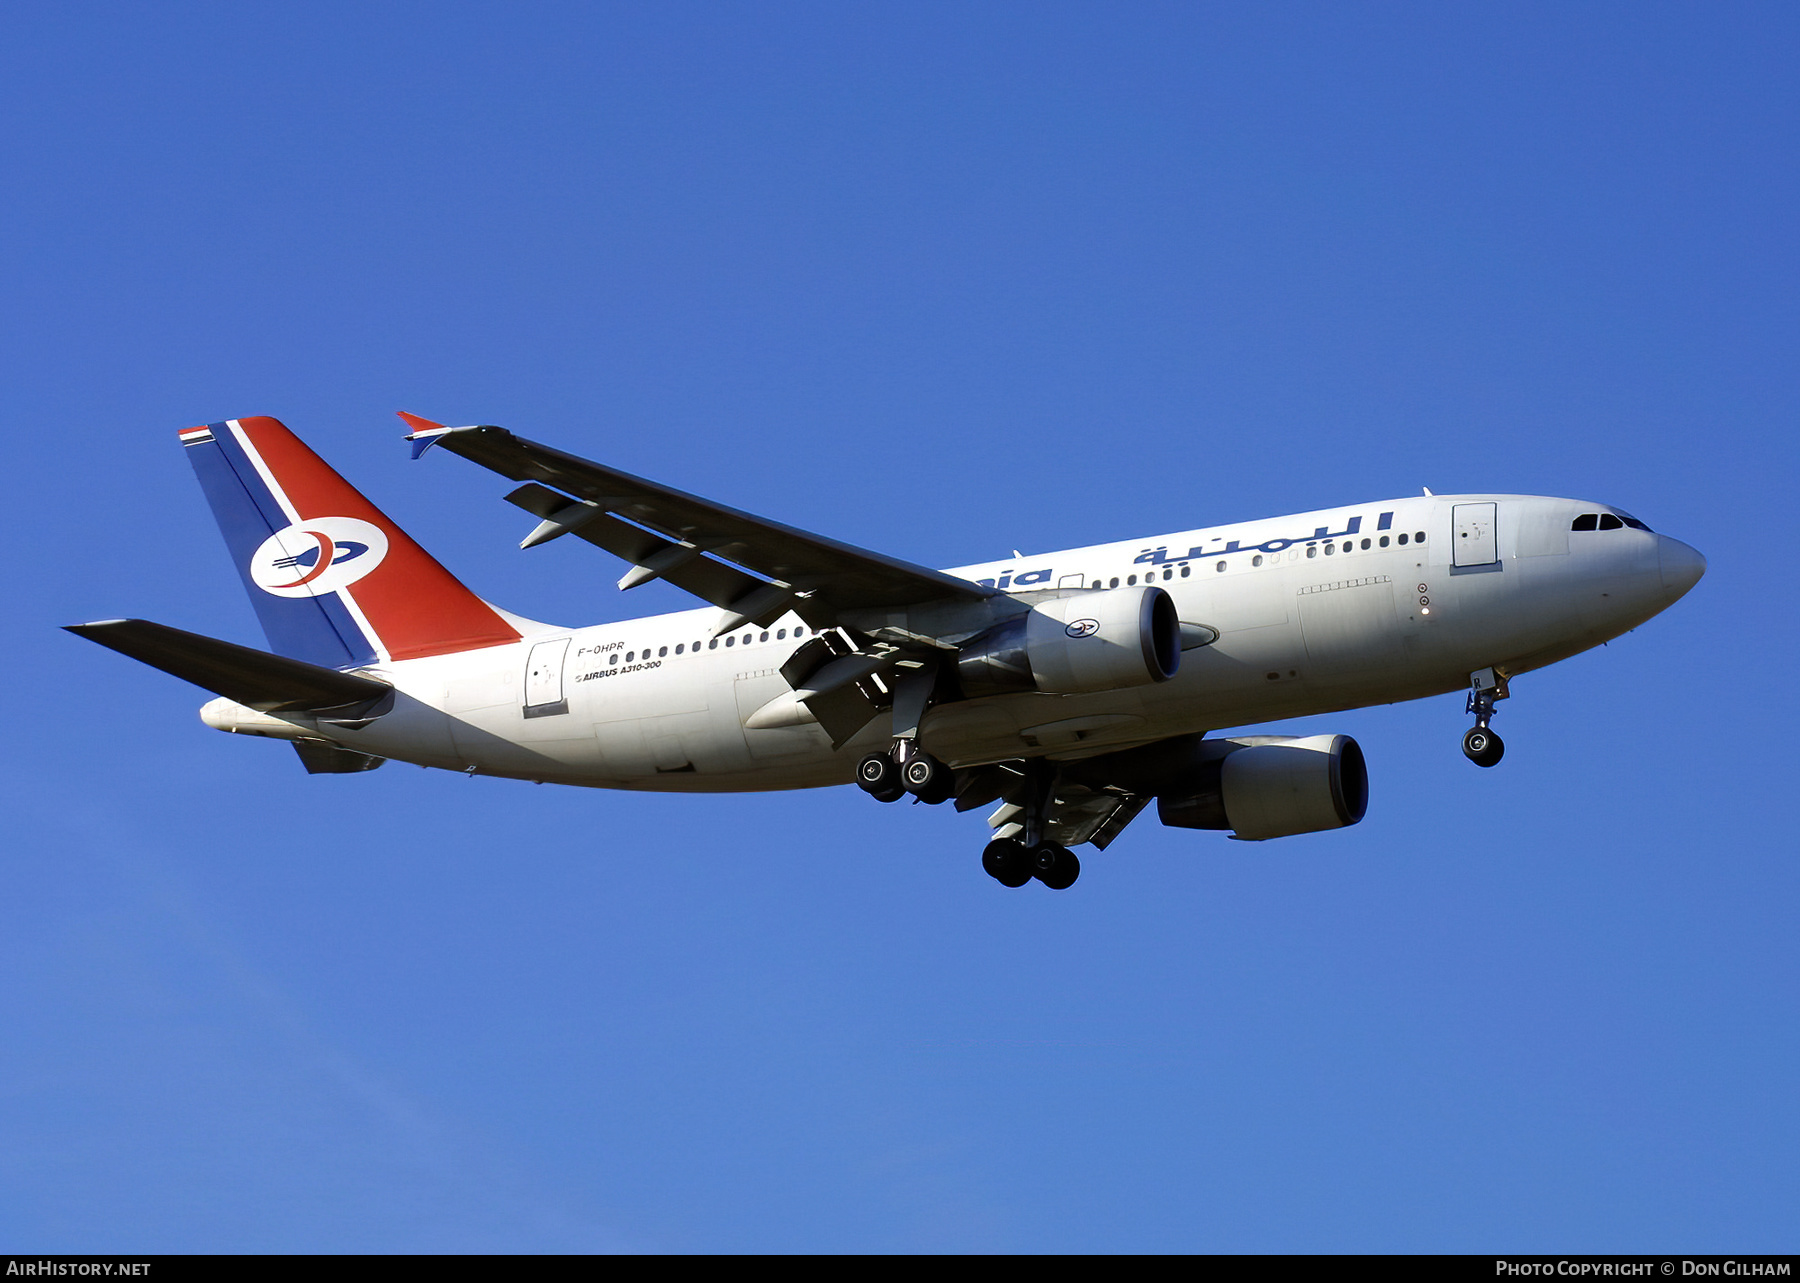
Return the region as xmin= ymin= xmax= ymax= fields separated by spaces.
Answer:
xmin=856 ymin=752 xmax=901 ymax=796
xmin=1032 ymin=843 xmax=1080 ymax=890
xmin=982 ymin=839 xmax=1033 ymax=887
xmin=902 ymin=753 xmax=954 ymax=804
xmin=1462 ymin=727 xmax=1504 ymax=768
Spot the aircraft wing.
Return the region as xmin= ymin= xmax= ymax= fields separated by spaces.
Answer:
xmin=400 ymin=414 xmax=994 ymax=628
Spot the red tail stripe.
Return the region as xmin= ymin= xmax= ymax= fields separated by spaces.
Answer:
xmin=233 ymin=417 xmax=519 ymax=661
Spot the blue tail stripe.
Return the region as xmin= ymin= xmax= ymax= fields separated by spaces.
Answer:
xmin=186 ymin=421 xmax=376 ymax=669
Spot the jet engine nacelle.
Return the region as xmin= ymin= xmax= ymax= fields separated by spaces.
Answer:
xmin=956 ymin=585 xmax=1181 ymax=697
xmin=1158 ymin=733 xmax=1369 ymax=841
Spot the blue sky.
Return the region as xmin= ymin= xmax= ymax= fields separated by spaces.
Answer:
xmin=3 ymin=2 xmax=1795 ymax=1252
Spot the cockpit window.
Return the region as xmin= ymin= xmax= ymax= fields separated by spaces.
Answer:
xmin=1571 ymin=510 xmax=1651 ymax=532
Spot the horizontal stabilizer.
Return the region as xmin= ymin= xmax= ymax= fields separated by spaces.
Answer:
xmin=65 ymin=619 xmax=392 ymax=713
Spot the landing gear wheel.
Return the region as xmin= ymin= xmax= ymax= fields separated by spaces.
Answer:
xmin=901 ymin=753 xmax=954 ymax=805
xmin=1031 ymin=843 xmax=1080 ymax=890
xmin=982 ymin=839 xmax=1032 ymax=888
xmin=1462 ymin=726 xmax=1504 ymax=768
xmin=856 ymin=753 xmax=904 ymax=800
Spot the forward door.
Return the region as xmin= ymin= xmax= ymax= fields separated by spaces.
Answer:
xmin=1452 ymin=503 xmax=1498 ymax=568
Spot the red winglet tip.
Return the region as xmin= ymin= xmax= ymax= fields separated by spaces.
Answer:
xmin=396 ymin=410 xmax=444 ymax=435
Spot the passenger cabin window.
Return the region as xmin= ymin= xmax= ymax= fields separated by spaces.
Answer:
xmin=609 ymin=653 xmax=619 ymax=665
xmin=1109 ymin=577 xmax=1119 ymax=588
xmin=1398 ymin=534 xmax=1408 ymax=545
xmin=1179 ymin=565 xmax=1190 ymax=577
xmin=658 ymin=646 xmax=668 ymax=657
xmin=1379 ymin=535 xmax=1390 ymax=547
xmin=1252 ymin=554 xmax=1263 ymax=567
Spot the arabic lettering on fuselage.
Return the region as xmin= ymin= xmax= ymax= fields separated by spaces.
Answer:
xmin=974 ymin=511 xmax=1397 ymax=590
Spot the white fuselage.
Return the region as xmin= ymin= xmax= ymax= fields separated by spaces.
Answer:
xmin=223 ymin=494 xmax=1700 ymax=790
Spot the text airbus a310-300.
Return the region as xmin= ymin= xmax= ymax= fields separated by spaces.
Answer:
xmin=69 ymin=414 xmax=1706 ymax=891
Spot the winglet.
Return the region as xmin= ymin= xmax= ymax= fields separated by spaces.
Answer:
xmin=398 ymin=410 xmax=458 ymax=459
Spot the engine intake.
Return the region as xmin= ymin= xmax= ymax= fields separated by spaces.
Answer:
xmin=957 ymin=585 xmax=1181 ymax=697
xmin=1157 ymin=734 xmax=1368 ymax=841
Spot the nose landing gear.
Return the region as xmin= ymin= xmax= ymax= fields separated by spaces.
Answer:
xmin=1463 ymin=667 xmax=1508 ymax=767
xmin=1462 ymin=725 xmax=1503 ymax=767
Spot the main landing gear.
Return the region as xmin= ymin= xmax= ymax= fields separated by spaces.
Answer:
xmin=855 ymin=742 xmax=954 ymax=805
xmin=1463 ymin=667 xmax=1508 ymax=768
xmin=855 ymin=747 xmax=1082 ymax=890
xmin=855 ymin=659 xmax=956 ymax=804
xmin=852 ymin=662 xmax=1079 ymax=889
xmin=982 ymin=838 xmax=1080 ymax=890
xmin=981 ymin=758 xmax=1079 ymax=890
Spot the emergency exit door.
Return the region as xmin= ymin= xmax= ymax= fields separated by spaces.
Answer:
xmin=1452 ymin=503 xmax=1498 ymax=567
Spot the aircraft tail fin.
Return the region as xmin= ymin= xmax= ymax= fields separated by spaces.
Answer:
xmin=180 ymin=417 xmax=520 ymax=667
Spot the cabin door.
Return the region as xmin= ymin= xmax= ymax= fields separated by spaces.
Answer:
xmin=523 ymin=638 xmax=571 ymax=717
xmin=1452 ymin=503 xmax=1498 ymax=567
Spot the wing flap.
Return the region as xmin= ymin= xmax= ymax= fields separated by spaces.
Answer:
xmin=984 ymin=774 xmax=1148 ymax=850
xmin=505 ymin=482 xmax=784 ymax=623
xmin=292 ymin=739 xmax=386 ymax=773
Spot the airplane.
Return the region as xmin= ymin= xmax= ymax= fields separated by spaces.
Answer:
xmin=67 ymin=414 xmax=1707 ymax=890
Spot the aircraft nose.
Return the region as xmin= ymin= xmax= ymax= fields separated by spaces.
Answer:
xmin=1658 ymin=535 xmax=1706 ymax=600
